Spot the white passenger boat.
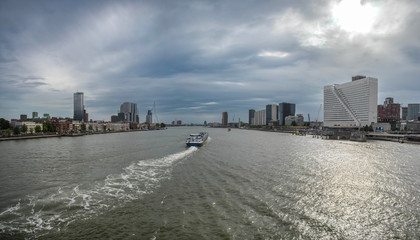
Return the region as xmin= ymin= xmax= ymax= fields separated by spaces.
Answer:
xmin=185 ymin=132 xmax=208 ymax=147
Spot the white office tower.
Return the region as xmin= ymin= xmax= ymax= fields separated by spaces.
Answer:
xmin=254 ymin=109 xmax=266 ymax=126
xmin=324 ymin=76 xmax=378 ymax=127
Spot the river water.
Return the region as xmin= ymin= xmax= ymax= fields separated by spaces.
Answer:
xmin=0 ymin=127 xmax=419 ymax=239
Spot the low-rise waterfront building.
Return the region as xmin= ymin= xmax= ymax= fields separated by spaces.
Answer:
xmin=285 ymin=114 xmax=304 ymax=126
xmin=12 ymin=121 xmax=43 ymax=133
xmin=378 ymin=97 xmax=400 ymax=122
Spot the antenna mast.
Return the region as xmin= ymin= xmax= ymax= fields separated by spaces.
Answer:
xmin=153 ymin=101 xmax=159 ymax=123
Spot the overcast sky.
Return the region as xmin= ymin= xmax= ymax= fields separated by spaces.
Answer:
xmin=0 ymin=0 xmax=419 ymax=123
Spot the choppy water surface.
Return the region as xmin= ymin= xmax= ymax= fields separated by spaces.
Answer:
xmin=0 ymin=127 xmax=419 ymax=239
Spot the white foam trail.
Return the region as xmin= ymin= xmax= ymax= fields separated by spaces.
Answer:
xmin=0 ymin=147 xmax=198 ymax=235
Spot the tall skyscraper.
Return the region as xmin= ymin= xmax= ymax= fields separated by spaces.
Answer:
xmin=222 ymin=112 xmax=228 ymax=126
xmin=324 ymin=76 xmax=378 ymax=127
xmin=249 ymin=109 xmax=255 ymax=125
xmin=32 ymin=112 xmax=38 ymax=119
xmin=73 ymin=92 xmax=84 ymax=121
xmin=146 ymin=110 xmax=153 ymax=124
xmin=266 ymin=104 xmax=279 ymax=124
xmin=120 ymin=102 xmax=139 ymax=123
xmin=407 ymin=104 xmax=420 ymax=120
xmin=279 ymin=102 xmax=295 ymax=125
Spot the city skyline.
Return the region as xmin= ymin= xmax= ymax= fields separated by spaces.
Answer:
xmin=1 ymin=0 xmax=420 ymax=123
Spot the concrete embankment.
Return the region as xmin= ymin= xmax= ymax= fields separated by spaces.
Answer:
xmin=0 ymin=134 xmax=61 ymax=141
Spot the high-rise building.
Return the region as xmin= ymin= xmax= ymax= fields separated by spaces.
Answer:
xmin=32 ymin=112 xmax=38 ymax=119
xmin=249 ymin=109 xmax=255 ymax=125
xmin=111 ymin=115 xmax=118 ymax=123
xmin=266 ymin=104 xmax=279 ymax=125
xmin=20 ymin=114 xmax=27 ymax=121
xmin=120 ymin=102 xmax=139 ymax=123
xmin=146 ymin=110 xmax=153 ymax=124
xmin=407 ymin=104 xmax=420 ymax=120
xmin=117 ymin=112 xmax=125 ymax=122
xmin=378 ymin=97 xmax=400 ymax=122
xmin=222 ymin=112 xmax=228 ymax=126
xmin=279 ymin=102 xmax=295 ymax=125
xmin=402 ymin=107 xmax=408 ymax=120
xmin=73 ymin=92 xmax=84 ymax=121
xmin=254 ymin=109 xmax=266 ymax=126
xmin=324 ymin=76 xmax=378 ymax=127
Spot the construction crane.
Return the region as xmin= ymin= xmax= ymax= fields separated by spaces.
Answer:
xmin=315 ymin=104 xmax=322 ymax=128
xmin=153 ymin=101 xmax=159 ymax=123
xmin=308 ymin=114 xmax=310 ymax=125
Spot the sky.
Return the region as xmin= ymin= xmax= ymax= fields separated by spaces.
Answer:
xmin=0 ymin=0 xmax=419 ymax=123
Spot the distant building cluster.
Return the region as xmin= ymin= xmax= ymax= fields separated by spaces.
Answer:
xmin=3 ymin=91 xmax=166 ymax=136
xmin=248 ymin=102 xmax=298 ymax=127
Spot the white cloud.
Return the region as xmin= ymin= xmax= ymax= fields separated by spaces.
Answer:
xmin=258 ymin=51 xmax=289 ymax=58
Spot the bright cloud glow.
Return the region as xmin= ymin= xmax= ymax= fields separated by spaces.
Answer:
xmin=202 ymin=102 xmax=218 ymax=105
xmin=258 ymin=50 xmax=289 ymax=58
xmin=332 ymin=0 xmax=379 ymax=34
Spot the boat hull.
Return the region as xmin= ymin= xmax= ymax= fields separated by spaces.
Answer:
xmin=186 ymin=142 xmax=203 ymax=147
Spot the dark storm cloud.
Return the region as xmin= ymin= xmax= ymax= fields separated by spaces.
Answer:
xmin=0 ymin=0 xmax=419 ymax=122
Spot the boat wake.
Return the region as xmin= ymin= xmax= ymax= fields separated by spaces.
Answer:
xmin=0 ymin=147 xmax=198 ymax=236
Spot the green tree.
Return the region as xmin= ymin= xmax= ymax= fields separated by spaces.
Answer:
xmin=47 ymin=122 xmax=54 ymax=132
xmin=35 ymin=125 xmax=42 ymax=133
xmin=81 ymin=123 xmax=86 ymax=132
xmin=21 ymin=124 xmax=28 ymax=134
xmin=30 ymin=128 xmax=34 ymax=134
xmin=160 ymin=123 xmax=166 ymax=128
xmin=13 ymin=126 xmax=21 ymax=135
xmin=0 ymin=118 xmax=11 ymax=130
xmin=88 ymin=125 xmax=93 ymax=131
xmin=6 ymin=129 xmax=11 ymax=137
xmin=291 ymin=121 xmax=297 ymax=126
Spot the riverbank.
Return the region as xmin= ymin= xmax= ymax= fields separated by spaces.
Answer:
xmin=0 ymin=128 xmax=166 ymax=142
xmin=241 ymin=127 xmax=420 ymax=145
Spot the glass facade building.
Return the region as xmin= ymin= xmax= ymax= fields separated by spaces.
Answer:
xmin=407 ymin=104 xmax=420 ymax=120
xmin=73 ymin=92 xmax=84 ymax=121
xmin=120 ymin=102 xmax=139 ymax=123
xmin=279 ymin=102 xmax=295 ymax=126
